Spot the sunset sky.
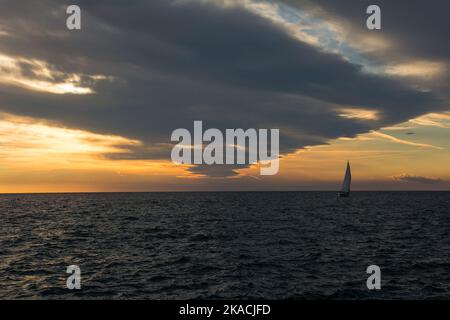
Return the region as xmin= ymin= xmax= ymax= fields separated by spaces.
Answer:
xmin=1 ymin=0 xmax=449 ymax=193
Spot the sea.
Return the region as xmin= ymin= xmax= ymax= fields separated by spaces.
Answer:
xmin=0 ymin=192 xmax=449 ymax=300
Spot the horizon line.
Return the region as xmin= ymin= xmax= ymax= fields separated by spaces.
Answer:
xmin=1 ymin=190 xmax=450 ymax=195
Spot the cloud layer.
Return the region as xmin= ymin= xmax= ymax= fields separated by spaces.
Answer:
xmin=393 ymin=174 xmax=444 ymax=185
xmin=0 ymin=0 xmax=448 ymax=176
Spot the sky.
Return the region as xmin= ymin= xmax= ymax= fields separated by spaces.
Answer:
xmin=0 ymin=0 xmax=449 ymax=193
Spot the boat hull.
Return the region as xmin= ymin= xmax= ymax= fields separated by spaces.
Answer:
xmin=338 ymin=192 xmax=350 ymax=198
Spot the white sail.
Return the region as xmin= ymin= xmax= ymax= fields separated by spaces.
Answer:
xmin=340 ymin=161 xmax=351 ymax=193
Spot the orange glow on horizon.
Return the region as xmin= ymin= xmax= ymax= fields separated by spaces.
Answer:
xmin=0 ymin=112 xmax=450 ymax=193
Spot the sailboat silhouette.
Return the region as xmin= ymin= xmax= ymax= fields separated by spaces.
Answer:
xmin=338 ymin=161 xmax=351 ymax=198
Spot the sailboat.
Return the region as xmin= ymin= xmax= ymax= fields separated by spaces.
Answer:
xmin=338 ymin=161 xmax=351 ymax=198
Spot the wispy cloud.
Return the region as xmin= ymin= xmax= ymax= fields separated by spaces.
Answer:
xmin=0 ymin=53 xmax=112 ymax=94
xmin=338 ymin=108 xmax=380 ymax=121
xmin=409 ymin=113 xmax=450 ymax=128
xmin=0 ymin=112 xmax=140 ymax=158
xmin=371 ymin=131 xmax=443 ymax=149
xmin=384 ymin=61 xmax=446 ymax=78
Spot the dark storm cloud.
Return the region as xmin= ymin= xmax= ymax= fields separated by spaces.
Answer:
xmin=0 ymin=0 xmax=447 ymax=176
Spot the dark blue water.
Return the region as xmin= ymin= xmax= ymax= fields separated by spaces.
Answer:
xmin=0 ymin=192 xmax=449 ymax=299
